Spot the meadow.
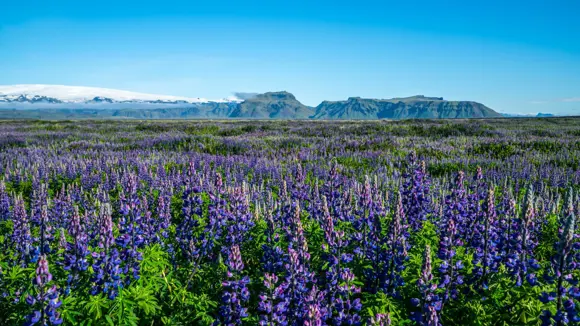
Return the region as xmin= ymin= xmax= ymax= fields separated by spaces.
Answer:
xmin=0 ymin=118 xmax=579 ymax=325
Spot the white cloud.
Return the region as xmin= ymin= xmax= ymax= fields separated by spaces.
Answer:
xmin=560 ymin=98 xmax=580 ymax=102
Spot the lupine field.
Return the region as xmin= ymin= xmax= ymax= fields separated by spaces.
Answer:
xmin=1 ymin=118 xmax=580 ymax=326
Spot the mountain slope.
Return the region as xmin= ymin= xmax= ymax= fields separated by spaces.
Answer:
xmin=229 ymin=91 xmax=314 ymax=119
xmin=312 ymin=95 xmax=501 ymax=119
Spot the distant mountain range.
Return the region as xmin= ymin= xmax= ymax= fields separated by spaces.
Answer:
xmin=0 ymin=84 xmax=504 ymax=119
xmin=501 ymin=112 xmax=556 ymax=118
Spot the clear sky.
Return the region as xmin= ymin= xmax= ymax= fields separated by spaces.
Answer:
xmin=1 ymin=0 xmax=579 ymax=115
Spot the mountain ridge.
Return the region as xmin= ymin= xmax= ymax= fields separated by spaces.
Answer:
xmin=312 ymin=96 xmax=502 ymax=119
xmin=0 ymin=85 xmax=501 ymax=120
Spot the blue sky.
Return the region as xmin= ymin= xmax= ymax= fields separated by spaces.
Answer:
xmin=1 ymin=0 xmax=579 ymax=115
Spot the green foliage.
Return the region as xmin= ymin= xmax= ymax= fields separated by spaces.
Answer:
xmin=536 ymin=214 xmax=558 ymax=262
xmin=364 ymin=292 xmax=405 ymax=323
xmin=470 ymin=142 xmax=517 ymax=159
xmin=135 ymin=123 xmax=171 ymax=133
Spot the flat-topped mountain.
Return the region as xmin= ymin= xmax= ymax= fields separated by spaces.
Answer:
xmin=228 ymin=91 xmax=314 ymax=119
xmin=311 ymin=95 xmax=502 ymax=119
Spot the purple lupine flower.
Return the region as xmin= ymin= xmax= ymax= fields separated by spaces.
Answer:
xmin=25 ymin=255 xmax=62 ymax=326
xmin=138 ymin=196 xmax=156 ymax=246
xmin=281 ymin=201 xmax=309 ymax=265
xmin=290 ymin=163 xmax=309 ymax=201
xmin=560 ymin=187 xmax=576 ymax=227
xmin=57 ymin=229 xmax=66 ymax=253
xmin=369 ymin=313 xmax=392 ymax=326
xmin=279 ymin=179 xmax=289 ymax=204
xmin=213 ymin=171 xmax=224 ymax=194
xmin=438 ymin=172 xmax=466 ymax=302
xmin=470 ymin=188 xmax=500 ymax=289
xmin=97 ymin=203 xmax=115 ymax=250
xmin=116 ymin=183 xmax=144 ymax=285
xmin=91 ymin=203 xmax=122 ymax=300
xmin=218 ymin=244 xmax=250 ymax=325
xmin=320 ymin=195 xmax=341 ymax=309
xmin=258 ymin=273 xmax=287 ymax=325
xmin=261 ymin=207 xmax=286 ymax=274
xmin=309 ymin=180 xmax=323 ymax=221
xmin=176 ymin=181 xmax=203 ymax=266
xmin=461 ymin=167 xmax=489 ymax=249
xmin=540 ymin=188 xmax=580 ymax=325
xmin=275 ymin=246 xmax=313 ymax=325
xmin=0 ymin=180 xmax=10 ymax=221
xmin=320 ymin=195 xmax=336 ymax=247
xmin=411 ymin=245 xmax=441 ymax=326
xmin=187 ymin=172 xmax=228 ymax=267
xmin=156 ymin=193 xmax=172 ymax=238
xmin=333 ymin=268 xmax=362 ymax=325
xmin=35 ymin=205 xmax=53 ymax=259
xmin=381 ymin=191 xmax=409 ymax=298
xmin=223 ymin=186 xmax=254 ymax=252
xmin=338 ymin=186 xmax=355 ymax=224
xmin=319 ymin=195 xmax=361 ymax=324
xmin=29 ymin=183 xmax=49 ymax=227
xmin=63 ymin=206 xmax=90 ymax=294
xmin=11 ymin=195 xmax=33 ymax=265
xmin=353 ymin=176 xmax=385 ymax=294
xmin=51 ymin=184 xmax=74 ymax=230
xmin=440 ymin=171 xmax=467 ymax=239
xmin=497 ymin=190 xmax=517 ymax=265
xmin=507 ymin=183 xmax=540 ymax=286
xmin=402 ymin=154 xmax=431 ymax=232
xmin=321 ymin=160 xmax=343 ymax=220
xmin=303 ymin=285 xmax=327 ymax=326
xmin=258 ymin=206 xmax=290 ymax=325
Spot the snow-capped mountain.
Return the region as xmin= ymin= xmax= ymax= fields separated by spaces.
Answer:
xmin=0 ymin=84 xmax=239 ymax=104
